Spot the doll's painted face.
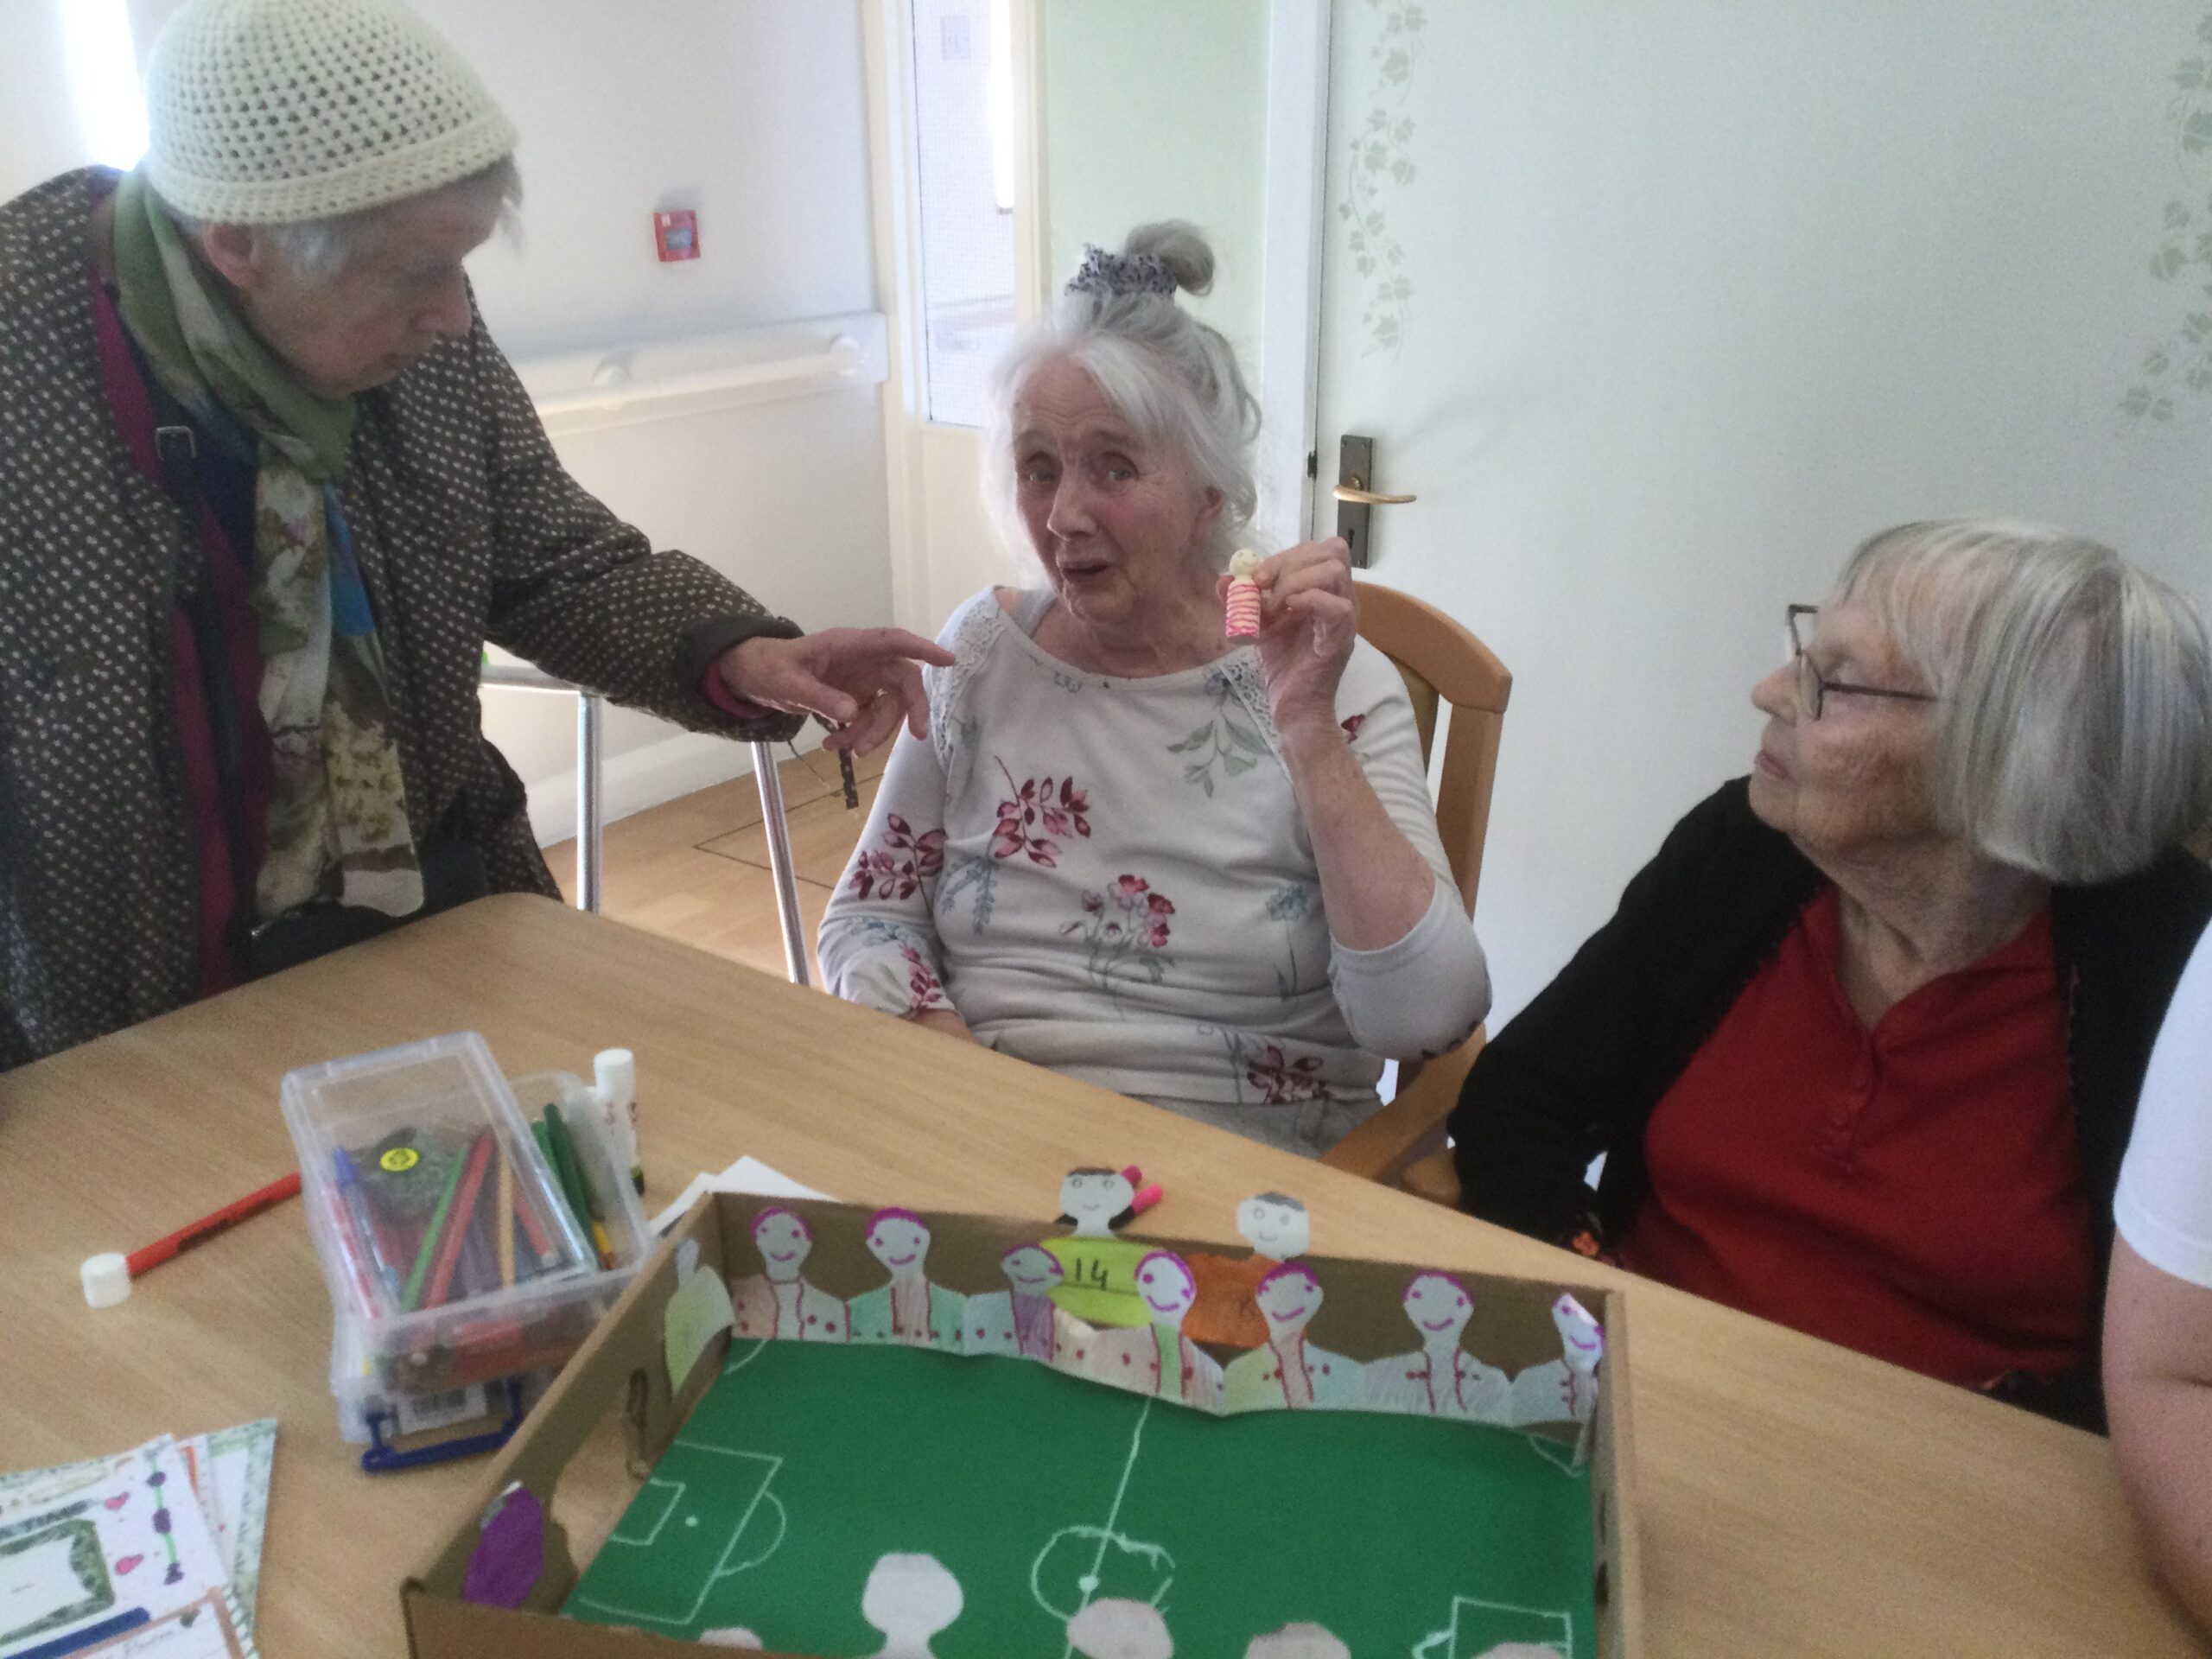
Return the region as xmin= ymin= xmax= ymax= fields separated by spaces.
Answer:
xmin=1255 ymin=1263 xmax=1323 ymax=1336
xmin=1001 ymin=1245 xmax=1065 ymax=1296
xmin=1403 ymin=1272 xmax=1474 ymax=1344
xmin=1135 ymin=1251 xmax=1197 ymax=1325
xmin=866 ymin=1210 xmax=931 ymax=1274
xmin=1060 ymin=1168 xmax=1134 ymax=1232
xmin=1552 ymin=1293 xmax=1604 ymax=1374
xmin=750 ymin=1208 xmax=812 ymax=1282
xmin=1236 ymin=1193 xmax=1310 ymax=1260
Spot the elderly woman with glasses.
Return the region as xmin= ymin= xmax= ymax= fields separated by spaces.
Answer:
xmin=0 ymin=0 xmax=946 ymax=1069
xmin=818 ymin=224 xmax=1489 ymax=1155
xmin=1451 ymin=519 xmax=2212 ymax=1427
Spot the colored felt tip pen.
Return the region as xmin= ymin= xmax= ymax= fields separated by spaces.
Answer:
xmin=334 ymin=1149 xmax=403 ymax=1308
xmin=1130 ymin=1182 xmax=1165 ymax=1216
xmin=124 ymin=1171 xmax=302 ymax=1279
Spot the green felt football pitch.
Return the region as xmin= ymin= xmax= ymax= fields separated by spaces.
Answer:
xmin=564 ymin=1339 xmax=1595 ymax=1657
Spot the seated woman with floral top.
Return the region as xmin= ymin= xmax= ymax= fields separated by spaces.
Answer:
xmin=818 ymin=224 xmax=1489 ymax=1154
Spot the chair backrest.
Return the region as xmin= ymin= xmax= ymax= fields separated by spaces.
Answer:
xmin=1354 ymin=582 xmax=1512 ymax=916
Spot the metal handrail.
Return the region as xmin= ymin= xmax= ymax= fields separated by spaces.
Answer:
xmin=478 ymin=663 xmax=810 ymax=985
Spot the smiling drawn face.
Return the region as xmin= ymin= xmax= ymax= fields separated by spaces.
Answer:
xmin=1236 ymin=1194 xmax=1310 ymax=1260
xmin=1001 ymin=1245 xmax=1065 ymax=1296
xmin=1059 ymin=1168 xmax=1134 ymax=1230
xmin=1403 ymin=1272 xmax=1473 ymax=1344
xmin=866 ymin=1210 xmax=931 ymax=1274
xmin=1552 ymin=1293 xmax=1605 ymax=1374
xmin=1255 ymin=1263 xmax=1323 ymax=1336
xmin=749 ymin=1208 xmax=812 ymax=1282
xmin=1134 ymin=1251 xmax=1197 ymax=1325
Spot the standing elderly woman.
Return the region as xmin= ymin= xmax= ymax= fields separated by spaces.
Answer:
xmin=0 ymin=0 xmax=945 ymax=1069
xmin=818 ymin=225 xmax=1489 ymax=1154
xmin=1452 ymin=519 xmax=2212 ymax=1427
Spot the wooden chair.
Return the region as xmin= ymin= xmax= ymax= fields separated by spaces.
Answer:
xmin=1317 ymin=582 xmax=1510 ymax=1205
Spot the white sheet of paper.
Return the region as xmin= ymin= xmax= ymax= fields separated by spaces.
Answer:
xmin=649 ymin=1157 xmax=836 ymax=1236
xmin=178 ymin=1422 xmax=274 ymax=1646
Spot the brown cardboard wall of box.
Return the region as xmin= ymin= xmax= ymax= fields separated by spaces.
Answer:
xmin=404 ymin=1193 xmax=1646 ymax=1658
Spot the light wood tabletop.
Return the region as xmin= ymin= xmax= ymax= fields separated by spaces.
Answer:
xmin=0 ymin=894 xmax=2201 ymax=1656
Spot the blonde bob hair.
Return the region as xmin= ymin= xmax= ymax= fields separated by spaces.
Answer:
xmin=1837 ymin=518 xmax=2212 ymax=884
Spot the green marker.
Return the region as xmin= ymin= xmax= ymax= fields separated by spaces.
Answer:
xmin=400 ymin=1139 xmax=471 ymax=1312
xmin=541 ymin=1103 xmax=591 ymax=1244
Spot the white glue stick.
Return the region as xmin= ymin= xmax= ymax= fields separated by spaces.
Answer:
xmin=1225 ymin=547 xmax=1263 ymax=638
xmin=594 ymin=1049 xmax=644 ymax=1197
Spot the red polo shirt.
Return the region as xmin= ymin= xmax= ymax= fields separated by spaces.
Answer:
xmin=1618 ymin=887 xmax=2091 ymax=1388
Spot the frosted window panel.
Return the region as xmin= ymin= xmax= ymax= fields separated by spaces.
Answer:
xmin=911 ymin=0 xmax=1015 ymax=428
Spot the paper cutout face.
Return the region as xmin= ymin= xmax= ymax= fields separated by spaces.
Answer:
xmin=1134 ymin=1251 xmax=1198 ymax=1328
xmin=1402 ymin=1272 xmax=1474 ymax=1346
xmin=1245 ymin=1624 xmax=1350 ymax=1659
xmin=1552 ymin=1293 xmax=1604 ymax=1375
xmin=1236 ymin=1193 xmax=1310 ymax=1261
xmin=1061 ymin=1168 xmax=1135 ymax=1237
xmin=865 ymin=1209 xmax=931 ymax=1276
xmin=752 ymin=1207 xmax=815 ymax=1284
xmin=1067 ymin=1596 xmax=1175 ymax=1659
xmin=1254 ymin=1262 xmax=1323 ymax=1337
xmin=1001 ymin=1244 xmax=1065 ymax=1295
xmin=861 ymin=1552 xmax=963 ymax=1656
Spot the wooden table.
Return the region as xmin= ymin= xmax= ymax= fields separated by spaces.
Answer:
xmin=1 ymin=895 xmax=2201 ymax=1656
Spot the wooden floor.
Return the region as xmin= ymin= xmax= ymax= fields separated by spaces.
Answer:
xmin=543 ymin=742 xmax=890 ymax=987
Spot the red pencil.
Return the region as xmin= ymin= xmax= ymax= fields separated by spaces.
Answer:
xmin=125 ymin=1172 xmax=302 ymax=1278
xmin=423 ymin=1133 xmax=495 ymax=1308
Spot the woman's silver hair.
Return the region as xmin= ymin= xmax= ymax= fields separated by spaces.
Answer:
xmin=171 ymin=156 xmax=522 ymax=286
xmin=1837 ymin=518 xmax=2212 ymax=883
xmin=984 ymin=221 xmax=1262 ymax=571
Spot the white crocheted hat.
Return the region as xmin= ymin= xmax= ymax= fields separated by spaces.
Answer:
xmin=142 ymin=0 xmax=518 ymax=225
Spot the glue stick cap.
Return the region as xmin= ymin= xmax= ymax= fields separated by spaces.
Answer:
xmin=594 ymin=1049 xmax=635 ymax=1109
xmin=81 ymin=1252 xmax=130 ymax=1308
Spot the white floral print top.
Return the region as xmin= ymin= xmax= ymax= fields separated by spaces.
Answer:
xmin=817 ymin=589 xmax=1490 ymax=1154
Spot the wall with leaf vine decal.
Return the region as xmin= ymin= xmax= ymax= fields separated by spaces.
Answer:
xmin=1336 ymin=0 xmax=1427 ymax=357
xmin=2124 ymin=7 xmax=2212 ymax=420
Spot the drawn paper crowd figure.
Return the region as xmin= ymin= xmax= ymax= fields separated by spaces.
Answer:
xmin=849 ymin=1208 xmax=966 ymax=1348
xmin=1507 ymin=1294 xmax=1605 ymax=1427
xmin=1223 ymin=1262 xmax=1355 ymax=1411
xmin=1363 ymin=1271 xmax=1511 ymax=1422
xmin=963 ymin=1243 xmax=1066 ymax=1359
xmin=729 ymin=1206 xmax=849 ymax=1343
xmin=1188 ymin=1192 xmax=1309 ymax=1348
xmin=1084 ymin=1250 xmax=1224 ymax=1408
xmin=1046 ymin=1167 xmax=1152 ymax=1327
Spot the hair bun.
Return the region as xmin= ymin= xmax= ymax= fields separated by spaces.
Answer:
xmin=1123 ymin=220 xmax=1214 ymax=298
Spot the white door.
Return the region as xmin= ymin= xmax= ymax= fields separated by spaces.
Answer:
xmin=1313 ymin=1 xmax=2212 ymax=1024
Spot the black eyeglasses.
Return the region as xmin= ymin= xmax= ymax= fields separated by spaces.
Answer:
xmin=1786 ymin=605 xmax=1939 ymax=721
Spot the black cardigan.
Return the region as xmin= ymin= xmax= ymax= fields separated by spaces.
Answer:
xmin=1450 ymin=779 xmax=2212 ymax=1430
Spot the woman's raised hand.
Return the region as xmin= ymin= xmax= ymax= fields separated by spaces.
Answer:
xmin=1233 ymin=538 xmax=1360 ymax=737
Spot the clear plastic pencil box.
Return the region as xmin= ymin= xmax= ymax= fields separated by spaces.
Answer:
xmin=279 ymin=1033 xmax=652 ymax=1433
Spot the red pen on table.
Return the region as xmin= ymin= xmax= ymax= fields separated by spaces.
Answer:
xmin=126 ymin=1171 xmax=302 ymax=1277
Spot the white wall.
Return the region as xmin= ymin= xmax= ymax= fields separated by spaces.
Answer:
xmin=7 ymin=0 xmax=898 ymax=833
xmin=1040 ymin=0 xmax=1270 ymax=385
xmin=1316 ymin=1 xmax=2212 ymax=1026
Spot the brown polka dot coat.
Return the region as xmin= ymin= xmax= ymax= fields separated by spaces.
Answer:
xmin=1 ymin=169 xmax=803 ymax=1068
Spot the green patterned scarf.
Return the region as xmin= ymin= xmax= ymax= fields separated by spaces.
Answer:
xmin=111 ymin=169 xmax=423 ymax=922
